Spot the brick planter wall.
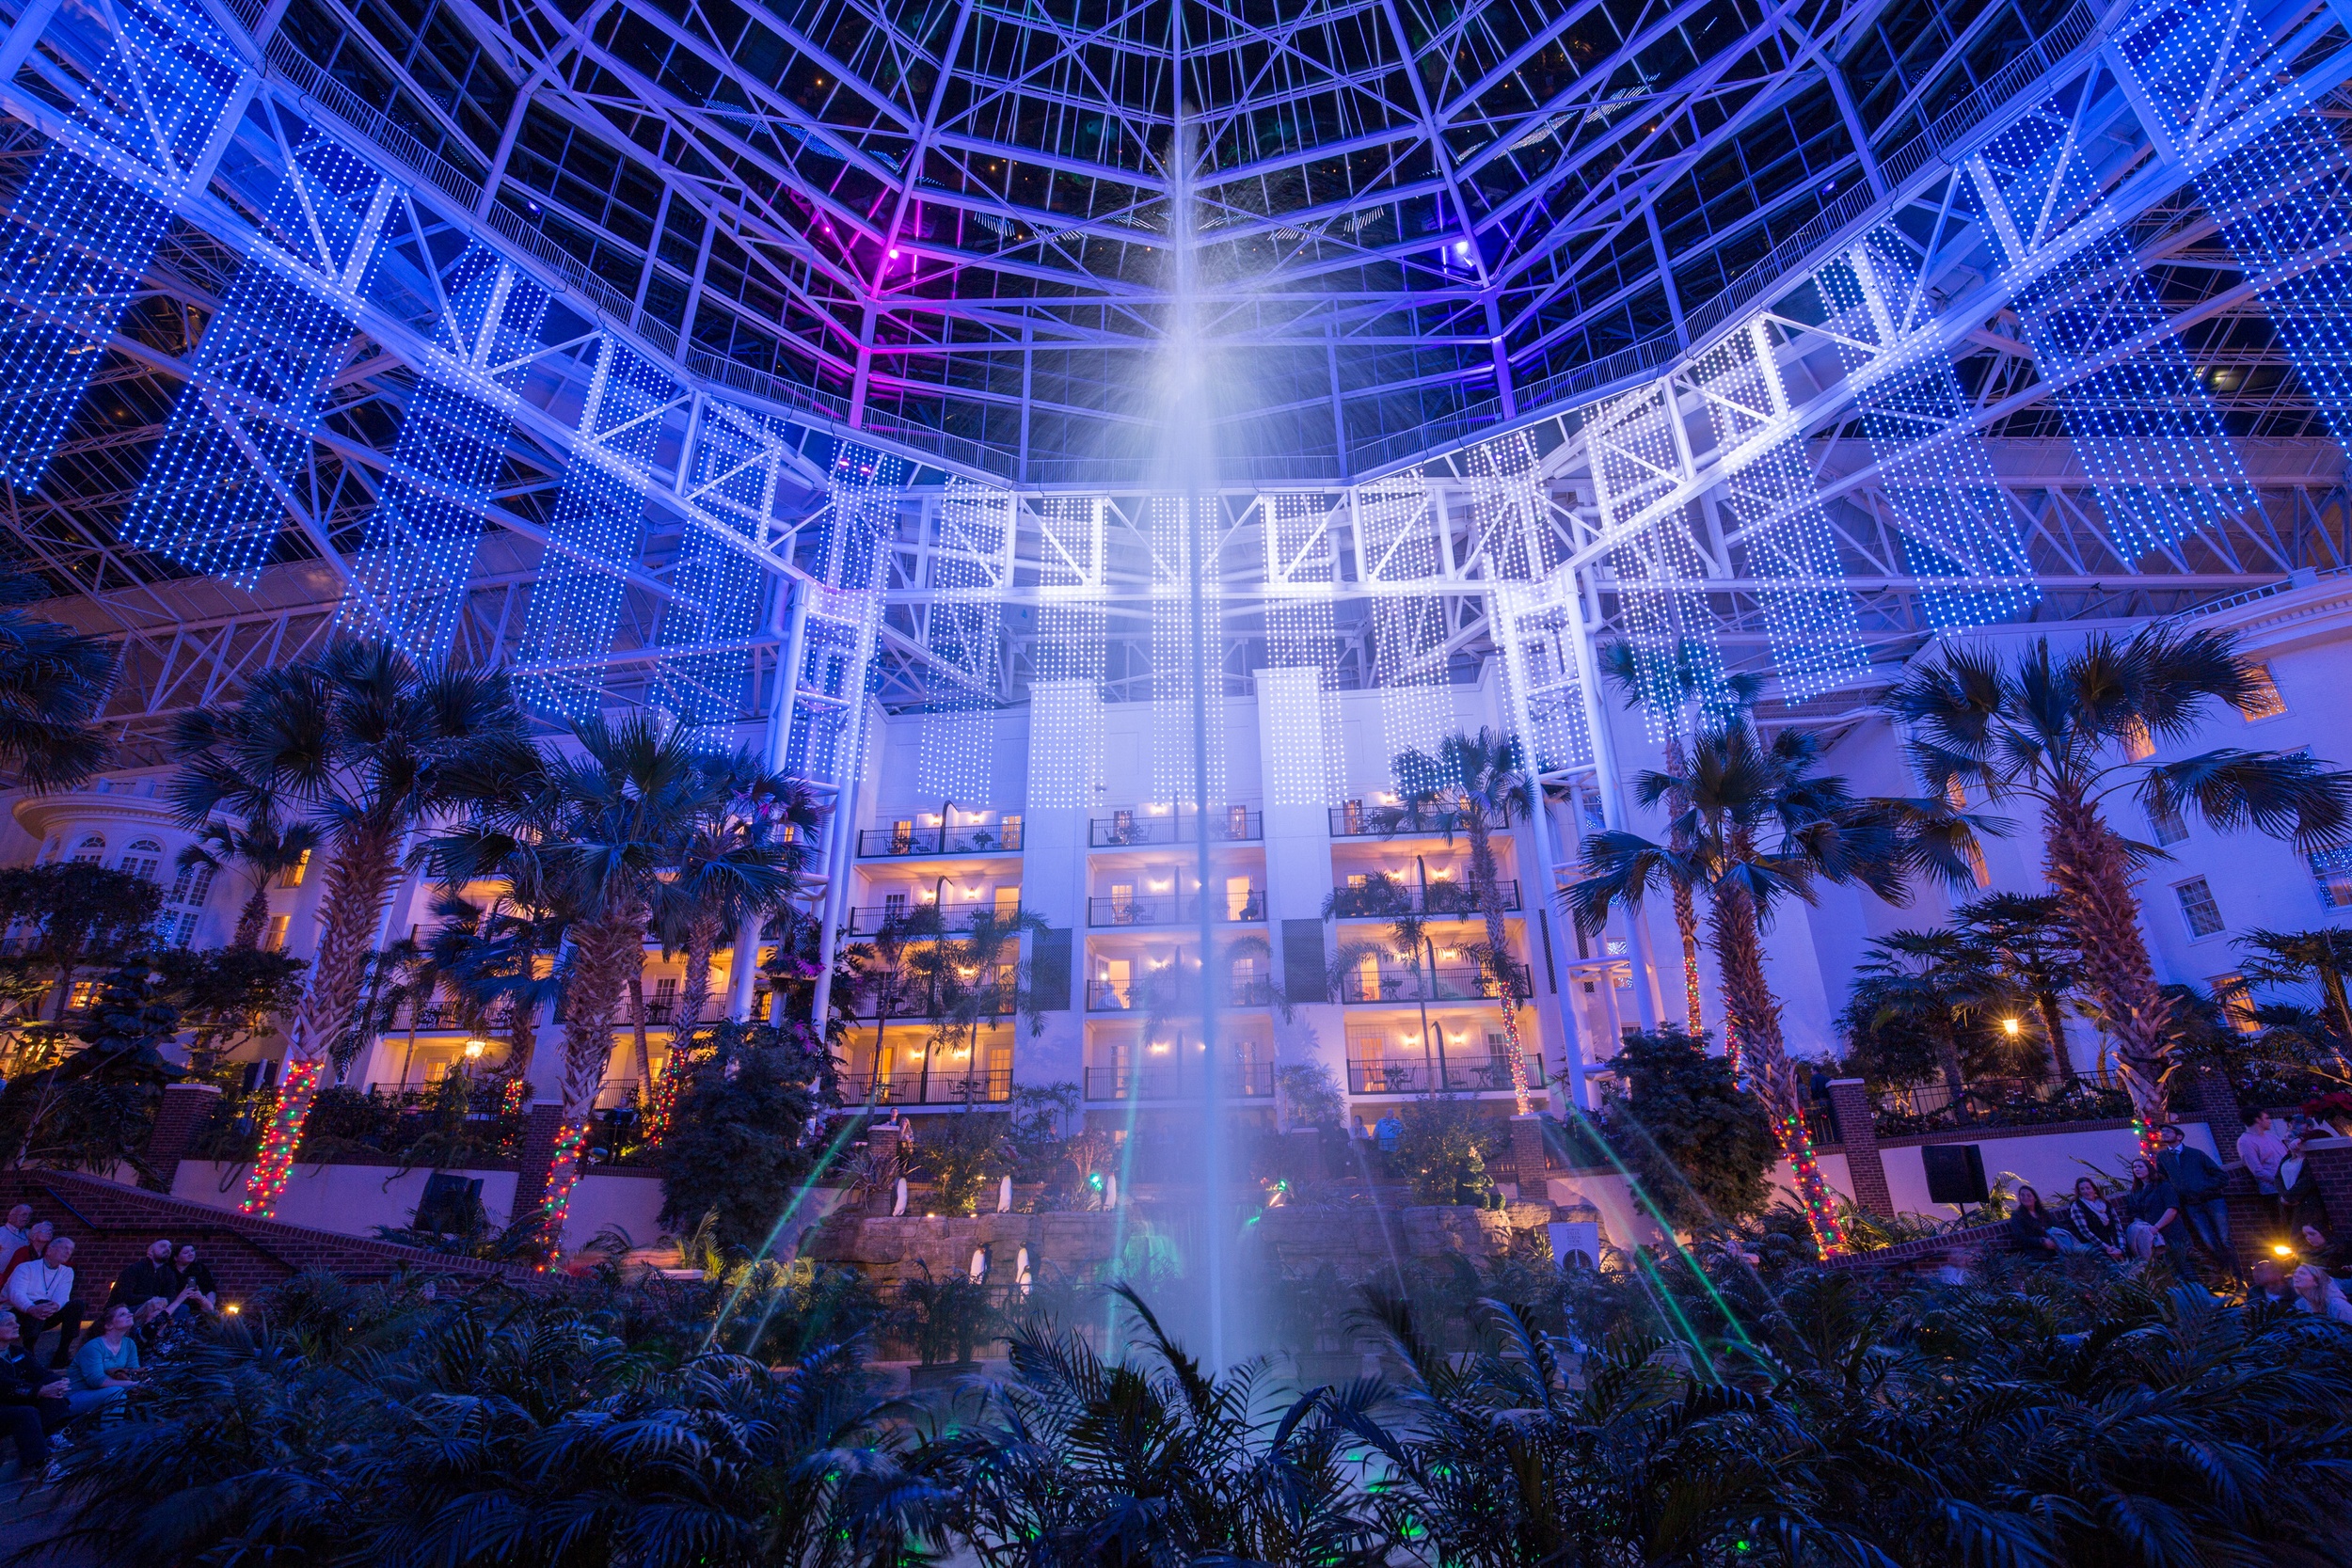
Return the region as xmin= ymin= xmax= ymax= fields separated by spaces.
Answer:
xmin=0 ymin=1170 xmax=534 ymax=1309
xmin=511 ymin=1101 xmax=571 ymax=1222
xmin=146 ymin=1082 xmax=220 ymax=1194
xmin=1825 ymin=1079 xmax=1892 ymax=1216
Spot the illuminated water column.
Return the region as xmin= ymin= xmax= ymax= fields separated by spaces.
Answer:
xmin=915 ymin=477 xmax=1016 ymax=801
xmin=1815 ymin=233 xmax=2039 ymax=630
xmin=1258 ymin=491 xmax=1347 ymax=806
xmin=344 ymin=255 xmax=550 ymax=662
xmin=1972 ymin=114 xmax=2256 ymax=563
xmin=1585 ymin=381 xmax=1730 ymax=740
xmin=1148 ymin=497 xmax=1226 ymax=807
xmin=1356 ymin=468 xmax=1454 ymax=776
xmin=1691 ymin=317 xmax=1870 ymax=701
xmin=121 ymin=131 xmax=392 ymax=585
xmin=783 ymin=442 xmax=903 ymax=783
xmin=514 ymin=339 xmax=677 ymax=723
xmin=650 ymin=405 xmax=788 ymax=749
xmin=0 ymin=0 xmax=242 ymax=484
xmin=1027 ymin=496 xmax=1106 ymax=809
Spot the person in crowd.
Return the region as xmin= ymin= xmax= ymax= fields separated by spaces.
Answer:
xmin=2125 ymin=1158 xmax=2185 ymax=1262
xmin=168 ymin=1243 xmax=217 ymax=1319
xmin=5 ymin=1235 xmax=81 ymax=1367
xmin=109 ymin=1238 xmax=179 ymax=1339
xmin=0 ymin=1220 xmax=51 ymax=1289
xmin=1375 ymin=1112 xmax=1403 ymax=1155
xmin=2298 ymin=1223 xmax=2352 ymax=1276
xmin=2291 ymin=1263 xmax=2352 ymax=1324
xmin=67 ymin=1304 xmax=138 ymax=1414
xmin=0 ymin=1313 xmax=66 ymax=1474
xmin=2065 ymin=1177 xmax=2127 ymax=1259
xmin=0 ymin=1205 xmax=32 ymax=1266
xmin=2249 ymin=1258 xmax=2299 ymax=1307
xmin=2155 ymin=1124 xmax=2233 ymax=1274
xmin=2238 ymin=1108 xmax=2290 ymax=1219
xmin=2009 ymin=1186 xmax=2082 ymax=1257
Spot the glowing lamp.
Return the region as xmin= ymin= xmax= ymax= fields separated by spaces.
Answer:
xmin=2276 ymin=1243 xmax=2297 ymax=1257
xmin=464 ymin=1038 xmax=486 ymax=1059
xmin=2001 ymin=1018 xmax=2021 ymax=1037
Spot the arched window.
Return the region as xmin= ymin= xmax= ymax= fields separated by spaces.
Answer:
xmin=119 ymin=839 xmax=163 ymax=882
xmin=71 ymin=833 xmax=103 ymax=864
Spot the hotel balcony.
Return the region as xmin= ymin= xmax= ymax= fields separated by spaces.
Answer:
xmin=1337 ymin=964 xmax=1532 ymax=1006
xmin=1345 ymin=1054 xmax=1548 ymax=1096
xmin=1089 ymin=807 xmax=1263 ymax=847
xmin=1082 ymin=1059 xmax=1275 ymax=1101
xmin=1086 ymin=974 xmax=1275 ymax=1011
xmin=1326 ymin=879 xmax=1518 ymax=919
xmin=858 ymin=817 xmax=1024 ymax=858
xmin=1087 ymin=892 xmax=1265 ymax=927
xmin=848 ymin=1066 xmax=1013 ymax=1106
xmin=846 ymin=902 xmax=1016 ymax=935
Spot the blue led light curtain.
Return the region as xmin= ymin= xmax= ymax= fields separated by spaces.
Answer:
xmin=1026 ymin=495 xmax=1104 ymax=809
xmin=1259 ymin=491 xmax=1347 ymax=807
xmin=122 ymin=131 xmax=390 ymax=585
xmin=648 ymin=407 xmax=786 ymax=748
xmin=1816 ymin=235 xmax=2039 ymax=631
xmin=345 ymin=255 xmax=550 ymax=663
xmin=782 ymin=443 xmax=901 ymax=784
xmin=1692 ymin=319 xmax=1870 ymax=701
xmin=0 ymin=0 xmax=241 ymax=485
xmin=1976 ymin=114 xmax=2256 ymax=564
xmin=914 ymin=477 xmax=1013 ymax=802
xmin=515 ymin=339 xmax=676 ymax=723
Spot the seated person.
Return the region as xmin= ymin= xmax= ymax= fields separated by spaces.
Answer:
xmin=2248 ymin=1258 xmax=2298 ymax=1307
xmin=2063 ymin=1178 xmax=2127 ymax=1259
xmin=0 ymin=1221 xmax=53 ymax=1290
xmin=2292 ymin=1264 xmax=2352 ymax=1325
xmin=6 ymin=1235 xmax=83 ymax=1368
xmin=0 ymin=1205 xmax=33 ymax=1268
xmin=2008 ymin=1186 xmax=2080 ymax=1256
xmin=68 ymin=1305 xmax=141 ymax=1415
xmin=0 ymin=1313 xmax=67 ymax=1474
xmin=168 ymin=1243 xmax=218 ymax=1319
xmin=2298 ymin=1223 xmax=2352 ymax=1277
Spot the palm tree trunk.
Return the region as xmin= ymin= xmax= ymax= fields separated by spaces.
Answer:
xmin=2321 ymin=963 xmax=2352 ymax=1053
xmin=677 ymin=912 xmax=720 ymax=1036
xmin=2042 ymin=789 xmax=2171 ymax=1149
xmin=1931 ymin=1023 xmax=1967 ymax=1111
xmin=1661 ymin=737 xmax=1707 ymax=1037
xmin=240 ymin=823 xmax=401 ymax=1218
xmin=1465 ymin=811 xmax=1533 ymax=1115
xmin=1708 ymin=887 xmax=1850 ymax=1254
xmin=533 ymin=904 xmax=643 ymax=1253
xmin=2036 ymin=988 xmax=2076 ymax=1083
xmin=626 ymin=974 xmax=653 ymax=1101
xmin=232 ymin=883 xmax=270 ymax=950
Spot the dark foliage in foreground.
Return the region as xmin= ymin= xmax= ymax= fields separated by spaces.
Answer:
xmin=21 ymin=1254 xmax=2352 ymax=1567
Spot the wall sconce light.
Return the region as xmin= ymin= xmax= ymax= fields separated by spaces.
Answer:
xmin=463 ymin=1038 xmax=486 ymax=1060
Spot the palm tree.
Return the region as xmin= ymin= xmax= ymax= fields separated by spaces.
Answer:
xmin=1954 ymin=892 xmax=2084 ymax=1082
xmin=1390 ymin=727 xmax=1540 ymax=1113
xmin=2234 ymin=927 xmax=2352 ymax=1053
xmin=175 ymin=813 xmax=320 ymax=950
xmin=168 ymin=641 xmax=524 ymax=1216
xmin=660 ymin=755 xmax=821 ymax=1037
xmin=1886 ymin=626 xmax=2352 ymax=1142
xmin=428 ymin=717 xmax=795 ymax=1243
xmin=0 ymin=576 xmax=114 ymax=791
xmin=1851 ymin=928 xmax=2000 ymax=1107
xmin=1595 ymin=642 xmax=1763 ymax=1035
xmin=1568 ymin=724 xmax=1967 ymax=1253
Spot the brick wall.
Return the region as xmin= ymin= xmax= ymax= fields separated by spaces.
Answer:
xmin=0 ymin=1171 xmax=532 ymax=1310
xmin=1825 ymin=1079 xmax=1893 ymax=1216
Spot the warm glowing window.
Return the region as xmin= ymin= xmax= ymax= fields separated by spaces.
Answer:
xmin=2241 ymin=663 xmax=2288 ymax=721
xmin=264 ymin=913 xmax=293 ymax=953
xmin=2211 ymin=974 xmax=2260 ymax=1034
xmin=2122 ymin=721 xmax=2155 ymax=762
xmin=994 ymin=886 xmax=1020 ymax=915
xmin=278 ymin=848 xmax=311 ymax=888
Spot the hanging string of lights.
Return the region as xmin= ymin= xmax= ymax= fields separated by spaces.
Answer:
xmin=237 ymin=1058 xmax=323 ymax=1218
xmin=1358 ymin=469 xmax=1455 ymax=782
xmin=915 ymin=477 xmax=1015 ymax=802
xmin=1027 ymin=495 xmax=1106 ymax=808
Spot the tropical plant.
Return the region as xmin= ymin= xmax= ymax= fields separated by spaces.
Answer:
xmin=1390 ymin=728 xmax=1540 ymax=1112
xmin=0 ymin=860 xmax=164 ymax=1021
xmin=655 ymin=1020 xmax=826 ymax=1254
xmin=1595 ymin=641 xmax=1764 ymax=1036
xmin=1392 ymin=1095 xmax=1502 ymax=1205
xmin=427 ymin=716 xmax=793 ymax=1247
xmin=0 ymin=574 xmax=114 ymax=791
xmin=914 ymin=1285 xmax=1392 ymax=1565
xmin=0 ymin=960 xmax=183 ymax=1175
xmin=168 ymin=641 xmax=525 ymax=1215
xmin=914 ymin=1105 xmax=1014 ymax=1216
xmin=2234 ymin=926 xmax=2352 ymax=1057
xmin=1851 ymin=927 xmax=2001 ymax=1103
xmin=1598 ymin=1026 xmax=1775 ymax=1227
xmin=1276 ymin=1059 xmax=1344 ymax=1130
xmin=1886 ymin=626 xmax=2352 ymax=1141
xmin=1569 ymin=723 xmax=1982 ymax=1253
xmin=174 ymin=811 xmax=320 ymax=950
xmin=1954 ymin=890 xmax=2086 ymax=1081
xmin=659 ymin=755 xmax=821 ymax=1039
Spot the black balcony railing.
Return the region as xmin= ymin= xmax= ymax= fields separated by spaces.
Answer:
xmin=396 ymin=1005 xmax=518 ymax=1033
xmin=846 ymin=903 xmax=1011 ymax=935
xmin=1870 ymin=1073 xmax=2138 ymax=1135
xmin=858 ymin=820 xmax=1024 ymax=857
xmin=864 ymin=975 xmax=1021 ymax=1020
xmin=851 ymin=1067 xmax=1013 ymax=1105
xmin=1083 ymin=1060 xmax=1275 ymax=1100
xmin=1086 ymin=974 xmax=1275 ymax=1011
xmin=1346 ymin=1055 xmax=1548 ymax=1095
xmin=1089 ymin=809 xmax=1263 ymax=847
xmin=1087 ymin=893 xmax=1266 ymax=926
xmin=1327 ymin=879 xmax=1518 ymax=918
xmin=1338 ymin=964 xmax=1533 ymax=1005
xmin=1329 ymin=801 xmax=1444 ymax=837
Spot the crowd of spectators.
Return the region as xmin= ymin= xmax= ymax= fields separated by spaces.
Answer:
xmin=0 ymin=1205 xmax=222 ymax=1479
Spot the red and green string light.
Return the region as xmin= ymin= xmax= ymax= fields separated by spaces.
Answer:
xmin=534 ymin=1119 xmax=593 ymax=1268
xmin=239 ymin=1058 xmax=323 ymax=1218
xmin=1776 ymin=1110 xmax=1848 ymax=1259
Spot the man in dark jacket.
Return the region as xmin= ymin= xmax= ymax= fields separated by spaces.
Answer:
xmin=109 ymin=1237 xmax=180 ymax=1339
xmin=2156 ymin=1124 xmax=2234 ymax=1275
